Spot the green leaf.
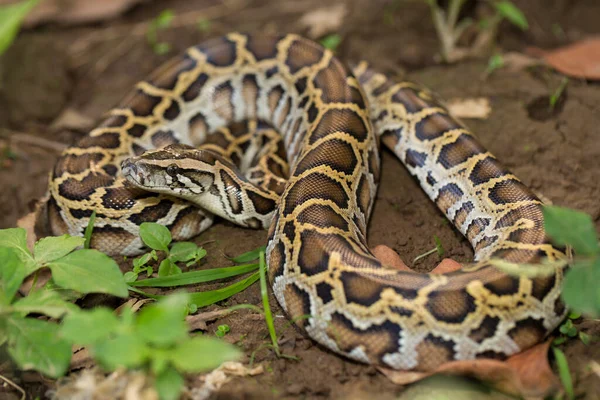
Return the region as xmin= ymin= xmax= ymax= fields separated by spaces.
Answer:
xmin=34 ymin=235 xmax=84 ymax=265
xmin=0 ymin=228 xmax=36 ymax=274
xmin=0 ymin=0 xmax=40 ymax=56
xmin=153 ymin=42 xmax=171 ymax=55
xmin=92 ymin=332 xmax=149 ymax=370
xmin=553 ymin=347 xmax=574 ymax=400
xmin=150 ymin=348 xmax=171 ymax=375
xmin=154 ymin=9 xmax=174 ymax=29
xmin=230 ymin=246 xmax=266 ymax=264
xmin=579 ymin=331 xmax=591 ymax=346
xmin=197 ymin=18 xmax=211 ymax=32
xmin=136 ymin=293 xmax=188 ymax=346
xmin=170 ymin=336 xmax=241 ymax=372
xmin=0 ymin=247 xmax=25 ymax=304
xmin=60 ymin=308 xmax=120 ymax=345
xmin=494 ymin=1 xmax=528 ymax=30
xmin=13 ymin=289 xmax=77 ymax=318
xmin=169 ymin=242 xmax=198 ymax=263
xmin=48 ymin=249 xmax=128 ymax=298
xmin=158 ymin=258 xmax=181 ymax=277
xmin=486 ymin=53 xmax=504 ymax=74
xmin=319 ymin=34 xmax=342 ymax=51
xmin=561 ymin=259 xmax=600 ymax=317
xmin=133 ymin=252 xmax=154 ymax=270
xmin=83 ymin=210 xmax=96 ymax=249
xmin=140 ymin=223 xmax=172 ymax=252
xmin=124 ymin=271 xmax=138 ymax=283
xmin=188 ymin=271 xmax=259 ymax=308
xmin=6 ymin=316 xmax=71 ymax=378
xmin=154 ymin=366 xmax=184 ymax=400
xmin=543 ymin=206 xmax=599 ymax=256
xmin=130 ymin=263 xmax=258 ymax=287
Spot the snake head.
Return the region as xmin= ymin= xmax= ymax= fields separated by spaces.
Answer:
xmin=121 ymin=144 xmax=216 ymax=198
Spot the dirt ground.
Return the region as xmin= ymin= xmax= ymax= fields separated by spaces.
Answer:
xmin=1 ymin=0 xmax=600 ymax=398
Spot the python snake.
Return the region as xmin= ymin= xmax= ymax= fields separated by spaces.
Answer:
xmin=49 ymin=33 xmax=566 ymax=371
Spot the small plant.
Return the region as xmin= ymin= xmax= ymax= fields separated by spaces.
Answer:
xmin=197 ymin=18 xmax=211 ymax=33
xmin=0 ymin=228 xmax=128 ymax=377
xmin=60 ymin=293 xmax=241 ymax=400
xmin=553 ymin=312 xmax=591 ymax=346
xmin=413 ymin=235 xmax=445 ymax=263
xmin=320 ymin=34 xmax=342 ymax=51
xmin=549 ymin=77 xmax=569 ymax=111
xmin=147 ymin=9 xmax=174 ymax=55
xmin=215 ymin=324 xmax=230 ymax=338
xmin=425 ymin=0 xmax=528 ymax=62
xmin=124 ymin=222 xmax=207 ymax=282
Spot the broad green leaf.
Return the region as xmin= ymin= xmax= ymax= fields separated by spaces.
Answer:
xmin=169 ymin=242 xmax=198 ymax=263
xmin=494 ymin=1 xmax=528 ymax=30
xmin=34 ymin=235 xmax=84 ymax=264
xmin=60 ymin=308 xmax=120 ymax=345
xmin=0 ymin=228 xmax=36 ymax=274
xmin=149 ymin=347 xmax=170 ymax=375
xmin=130 ymin=263 xmax=258 ymax=287
xmin=48 ymin=249 xmax=128 ymax=298
xmin=0 ymin=247 xmax=25 ymax=304
xmin=6 ymin=316 xmax=71 ymax=378
xmin=124 ymin=271 xmax=138 ymax=283
xmin=170 ymin=336 xmax=241 ymax=372
xmin=155 ymin=366 xmax=184 ymax=400
xmin=92 ymin=332 xmax=149 ymax=370
xmin=0 ymin=0 xmax=40 ymax=56
xmin=136 ymin=293 xmax=188 ymax=346
xmin=543 ymin=206 xmax=599 ymax=256
xmin=158 ymin=258 xmax=181 ymax=277
xmin=140 ymin=223 xmax=171 ymax=252
xmin=13 ymin=289 xmax=77 ymax=318
xmin=230 ymin=246 xmax=266 ymax=263
xmin=188 ymin=271 xmax=259 ymax=308
xmin=561 ymin=259 xmax=600 ymax=317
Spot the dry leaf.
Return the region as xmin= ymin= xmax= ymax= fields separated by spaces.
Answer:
xmin=186 ymin=309 xmax=231 ymax=331
xmin=191 ymin=362 xmax=264 ymax=400
xmin=502 ymin=51 xmax=543 ymax=72
xmin=379 ymin=340 xmax=558 ymax=398
xmin=298 ymin=4 xmax=347 ymax=39
xmin=430 ymin=258 xmax=462 ymax=274
xmin=50 ymin=108 xmax=95 ymax=133
xmin=371 ymin=245 xmax=411 ymax=271
xmin=447 ymin=97 xmax=491 ymax=120
xmin=527 ymin=37 xmax=600 ymax=80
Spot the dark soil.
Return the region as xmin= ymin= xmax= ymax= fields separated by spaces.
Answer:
xmin=1 ymin=0 xmax=599 ymax=399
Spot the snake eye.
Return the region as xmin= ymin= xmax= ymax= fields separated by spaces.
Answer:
xmin=166 ymin=164 xmax=178 ymax=177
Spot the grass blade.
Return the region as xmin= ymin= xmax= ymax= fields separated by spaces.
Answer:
xmin=130 ymin=264 xmax=258 ymax=287
xmin=83 ymin=210 xmax=96 ymax=249
xmin=553 ymin=347 xmax=574 ymax=400
xmin=259 ymin=250 xmax=280 ymax=355
xmin=188 ymin=272 xmax=259 ymax=308
xmin=230 ymin=246 xmax=266 ymax=263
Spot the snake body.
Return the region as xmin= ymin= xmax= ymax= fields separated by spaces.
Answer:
xmin=49 ymin=33 xmax=566 ymax=371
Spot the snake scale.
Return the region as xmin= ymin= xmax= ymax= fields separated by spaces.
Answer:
xmin=49 ymin=33 xmax=566 ymax=371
